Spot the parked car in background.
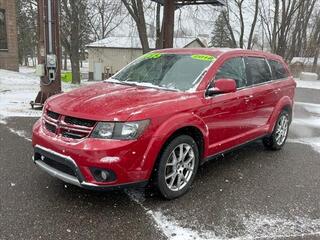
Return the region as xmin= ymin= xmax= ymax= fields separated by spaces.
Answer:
xmin=32 ymin=48 xmax=296 ymax=199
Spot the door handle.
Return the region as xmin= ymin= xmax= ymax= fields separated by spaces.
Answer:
xmin=274 ymin=88 xmax=281 ymax=94
xmin=244 ymin=95 xmax=253 ymax=103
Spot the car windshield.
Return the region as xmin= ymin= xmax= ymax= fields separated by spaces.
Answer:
xmin=109 ymin=53 xmax=216 ymax=91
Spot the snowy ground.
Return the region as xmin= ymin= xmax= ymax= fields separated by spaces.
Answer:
xmin=1 ymin=68 xmax=320 ymax=239
xmin=295 ymin=78 xmax=320 ymax=90
xmin=0 ymin=67 xmax=93 ymax=120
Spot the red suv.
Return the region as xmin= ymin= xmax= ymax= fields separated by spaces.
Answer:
xmin=32 ymin=48 xmax=296 ymax=199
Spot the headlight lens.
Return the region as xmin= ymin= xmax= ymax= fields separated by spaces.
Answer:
xmin=91 ymin=120 xmax=149 ymax=140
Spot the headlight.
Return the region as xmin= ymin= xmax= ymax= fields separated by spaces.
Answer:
xmin=91 ymin=120 xmax=149 ymax=140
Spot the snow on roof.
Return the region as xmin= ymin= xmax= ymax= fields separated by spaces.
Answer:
xmin=87 ymin=36 xmax=207 ymax=49
xmin=291 ymin=57 xmax=320 ymax=66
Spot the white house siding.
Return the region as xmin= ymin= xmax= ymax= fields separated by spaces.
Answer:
xmin=88 ymin=48 xmax=143 ymax=80
xmin=87 ymin=37 xmax=207 ymax=81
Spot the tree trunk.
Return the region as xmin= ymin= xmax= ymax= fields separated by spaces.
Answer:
xmin=238 ymin=1 xmax=245 ymax=48
xmin=271 ymin=0 xmax=279 ymax=53
xmin=155 ymin=3 xmax=163 ymax=49
xmin=136 ymin=0 xmax=149 ymax=53
xmin=64 ymin=51 xmax=68 ymax=71
xmin=24 ymin=57 xmax=29 ymax=66
xmin=247 ymin=0 xmax=259 ymax=49
xmin=70 ymin=0 xmax=81 ymax=84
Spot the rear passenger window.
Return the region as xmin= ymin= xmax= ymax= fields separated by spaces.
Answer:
xmin=268 ymin=60 xmax=289 ymax=80
xmin=245 ymin=57 xmax=272 ymax=86
xmin=215 ymin=57 xmax=247 ymax=88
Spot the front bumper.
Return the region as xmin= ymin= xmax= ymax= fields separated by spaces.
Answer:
xmin=33 ymin=145 xmax=147 ymax=190
xmin=32 ymin=119 xmax=162 ymax=189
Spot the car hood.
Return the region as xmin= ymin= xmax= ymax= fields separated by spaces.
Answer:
xmin=46 ymin=82 xmax=193 ymax=121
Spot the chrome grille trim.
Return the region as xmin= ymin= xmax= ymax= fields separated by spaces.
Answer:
xmin=43 ymin=110 xmax=95 ymax=139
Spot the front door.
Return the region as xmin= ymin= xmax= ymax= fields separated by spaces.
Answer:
xmin=200 ymin=57 xmax=255 ymax=156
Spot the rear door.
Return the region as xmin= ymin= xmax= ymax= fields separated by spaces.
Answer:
xmin=268 ymin=59 xmax=295 ymax=101
xmin=244 ymin=57 xmax=275 ymax=130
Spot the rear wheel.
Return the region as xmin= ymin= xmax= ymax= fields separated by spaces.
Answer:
xmin=155 ymin=135 xmax=199 ymax=199
xmin=263 ymin=110 xmax=290 ymax=150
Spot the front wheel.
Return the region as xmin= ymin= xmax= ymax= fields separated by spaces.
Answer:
xmin=263 ymin=110 xmax=290 ymax=150
xmin=155 ymin=135 xmax=199 ymax=199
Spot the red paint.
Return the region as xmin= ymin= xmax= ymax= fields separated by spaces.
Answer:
xmin=32 ymin=48 xmax=296 ymax=188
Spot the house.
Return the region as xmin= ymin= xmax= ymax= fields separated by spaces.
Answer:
xmin=86 ymin=36 xmax=207 ymax=81
xmin=0 ymin=0 xmax=18 ymax=71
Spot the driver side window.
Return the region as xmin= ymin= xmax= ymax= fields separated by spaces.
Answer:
xmin=215 ymin=57 xmax=247 ymax=88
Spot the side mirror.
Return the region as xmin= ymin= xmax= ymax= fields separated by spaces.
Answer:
xmin=207 ymin=79 xmax=237 ymax=96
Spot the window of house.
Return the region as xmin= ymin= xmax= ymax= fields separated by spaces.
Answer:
xmin=268 ymin=60 xmax=289 ymax=80
xmin=245 ymin=57 xmax=272 ymax=86
xmin=0 ymin=9 xmax=8 ymax=50
xmin=215 ymin=57 xmax=247 ymax=88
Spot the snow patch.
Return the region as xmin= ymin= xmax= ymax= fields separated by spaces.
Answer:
xmin=7 ymin=127 xmax=32 ymax=142
xmin=288 ymin=138 xmax=320 ymax=154
xmin=127 ymin=190 xmax=320 ymax=240
xmin=296 ymin=79 xmax=320 ymax=90
xmin=293 ymin=117 xmax=320 ymax=129
xmin=295 ymin=102 xmax=320 ymax=115
xmin=0 ymin=68 xmax=93 ymax=120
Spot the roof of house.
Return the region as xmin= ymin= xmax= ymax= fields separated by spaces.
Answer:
xmin=291 ymin=57 xmax=320 ymax=66
xmin=150 ymin=0 xmax=225 ymax=6
xmin=87 ymin=36 xmax=208 ymax=49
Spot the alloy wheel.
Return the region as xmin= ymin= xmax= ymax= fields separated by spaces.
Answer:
xmin=165 ymin=143 xmax=195 ymax=192
xmin=275 ymin=114 xmax=289 ymax=145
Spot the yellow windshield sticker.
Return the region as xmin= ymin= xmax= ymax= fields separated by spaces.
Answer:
xmin=191 ymin=55 xmax=216 ymax=62
xmin=143 ymin=53 xmax=162 ymax=59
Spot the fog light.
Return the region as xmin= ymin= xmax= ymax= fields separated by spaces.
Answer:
xmin=90 ymin=168 xmax=117 ymax=183
xmin=101 ymin=171 xmax=109 ymax=181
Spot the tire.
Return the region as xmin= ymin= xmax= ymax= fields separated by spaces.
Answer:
xmin=263 ymin=110 xmax=290 ymax=150
xmin=154 ymin=135 xmax=199 ymax=200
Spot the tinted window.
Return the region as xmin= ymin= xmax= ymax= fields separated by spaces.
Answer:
xmin=245 ymin=57 xmax=272 ymax=86
xmin=269 ymin=60 xmax=289 ymax=80
xmin=215 ymin=57 xmax=247 ymax=88
xmin=0 ymin=9 xmax=7 ymax=50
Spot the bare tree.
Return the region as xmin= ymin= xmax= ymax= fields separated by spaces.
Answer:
xmin=121 ymin=0 xmax=150 ymax=53
xmin=259 ymin=0 xmax=307 ymax=58
xmin=222 ymin=0 xmax=259 ymax=49
xmin=88 ymin=0 xmax=126 ymax=41
xmin=61 ymin=0 xmax=90 ymax=84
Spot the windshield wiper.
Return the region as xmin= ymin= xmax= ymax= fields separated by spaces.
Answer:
xmin=105 ymin=78 xmax=138 ymax=86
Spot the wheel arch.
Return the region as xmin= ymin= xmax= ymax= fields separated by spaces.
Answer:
xmin=268 ymin=96 xmax=293 ymax=133
xmin=144 ymin=113 xmax=209 ymax=180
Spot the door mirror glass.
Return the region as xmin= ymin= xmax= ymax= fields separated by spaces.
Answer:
xmin=207 ymin=79 xmax=237 ymax=96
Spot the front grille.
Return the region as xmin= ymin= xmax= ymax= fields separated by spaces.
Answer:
xmin=43 ymin=109 xmax=95 ymax=140
xmin=64 ymin=116 xmax=96 ymax=128
xmin=47 ymin=110 xmax=60 ymax=120
xmin=45 ymin=122 xmax=56 ymax=133
xmin=42 ymin=156 xmax=76 ymax=177
xmin=61 ymin=130 xmax=86 ymax=139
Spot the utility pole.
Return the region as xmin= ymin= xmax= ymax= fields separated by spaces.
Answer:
xmin=151 ymin=0 xmax=225 ymax=50
xmin=31 ymin=0 xmax=61 ymax=108
xmin=162 ymin=0 xmax=175 ymax=48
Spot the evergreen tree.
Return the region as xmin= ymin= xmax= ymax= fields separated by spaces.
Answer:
xmin=16 ymin=0 xmax=37 ymax=66
xmin=210 ymin=12 xmax=234 ymax=48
